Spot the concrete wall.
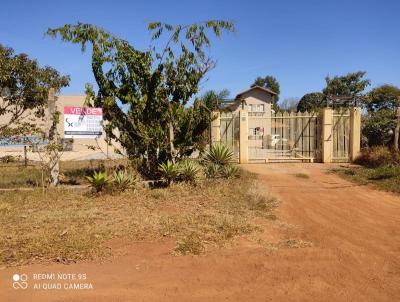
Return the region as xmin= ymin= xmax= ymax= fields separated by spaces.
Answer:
xmin=0 ymin=95 xmax=121 ymax=161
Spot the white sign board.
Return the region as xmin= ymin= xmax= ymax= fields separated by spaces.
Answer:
xmin=64 ymin=106 xmax=103 ymax=138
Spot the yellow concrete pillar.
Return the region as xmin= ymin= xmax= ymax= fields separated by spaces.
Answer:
xmin=321 ymin=108 xmax=333 ymax=163
xmin=239 ymin=109 xmax=248 ymax=164
xmin=211 ymin=111 xmax=220 ymax=145
xmin=350 ymin=107 xmax=361 ymax=161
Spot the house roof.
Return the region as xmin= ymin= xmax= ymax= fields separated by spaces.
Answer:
xmin=235 ymin=85 xmax=277 ymax=99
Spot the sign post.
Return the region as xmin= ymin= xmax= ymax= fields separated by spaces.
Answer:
xmin=63 ymin=107 xmax=103 ymax=138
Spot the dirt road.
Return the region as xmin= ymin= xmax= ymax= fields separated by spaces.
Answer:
xmin=1 ymin=163 xmax=399 ymax=301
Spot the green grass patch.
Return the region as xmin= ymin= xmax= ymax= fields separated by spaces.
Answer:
xmin=334 ymin=165 xmax=400 ymax=193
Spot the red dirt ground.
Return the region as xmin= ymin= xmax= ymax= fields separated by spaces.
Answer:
xmin=1 ymin=163 xmax=399 ymax=301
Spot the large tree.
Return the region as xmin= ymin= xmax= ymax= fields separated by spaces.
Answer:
xmin=323 ymin=71 xmax=370 ymax=99
xmin=251 ymin=75 xmax=280 ymax=110
xmin=0 ymin=44 xmax=69 ymax=138
xmin=48 ymin=21 xmax=234 ymax=175
xmin=365 ymin=84 xmax=400 ymax=112
xmin=200 ymin=89 xmax=230 ymax=111
xmin=363 ymin=84 xmax=400 ymax=147
xmin=297 ymin=72 xmax=370 ymax=112
xmin=297 ymin=92 xmax=325 ymax=112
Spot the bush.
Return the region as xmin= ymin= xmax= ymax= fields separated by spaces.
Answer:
xmin=355 ymin=146 xmax=400 ymax=168
xmin=205 ymin=163 xmax=222 ymax=179
xmin=178 ymin=160 xmax=200 ymax=184
xmin=221 ymin=164 xmax=240 ymax=179
xmin=158 ymin=160 xmax=178 ymax=185
xmin=86 ymin=171 xmax=111 ymax=192
xmin=204 ymin=144 xmax=234 ymax=166
xmin=112 ymin=170 xmax=138 ymax=191
xmin=0 ymin=155 xmax=20 ymax=163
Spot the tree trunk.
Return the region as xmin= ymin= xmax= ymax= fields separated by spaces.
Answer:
xmin=168 ymin=120 xmax=176 ymax=163
xmin=47 ymin=88 xmax=60 ymax=186
xmin=395 ymin=107 xmax=400 ymax=151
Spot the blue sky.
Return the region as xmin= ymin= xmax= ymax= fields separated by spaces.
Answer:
xmin=1 ymin=0 xmax=399 ymax=102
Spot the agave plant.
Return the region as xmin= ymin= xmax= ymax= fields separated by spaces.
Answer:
xmin=205 ymin=163 xmax=221 ymax=179
xmin=204 ymin=144 xmax=234 ymax=166
xmin=178 ymin=160 xmax=200 ymax=183
xmin=158 ymin=160 xmax=178 ymax=185
xmin=112 ymin=170 xmax=138 ymax=192
xmin=221 ymin=164 xmax=240 ymax=179
xmin=86 ymin=171 xmax=110 ymax=192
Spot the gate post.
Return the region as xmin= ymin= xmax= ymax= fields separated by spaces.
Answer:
xmin=321 ymin=108 xmax=333 ymax=163
xmin=211 ymin=111 xmax=220 ymax=145
xmin=239 ymin=109 xmax=248 ymax=164
xmin=349 ymin=107 xmax=361 ymax=161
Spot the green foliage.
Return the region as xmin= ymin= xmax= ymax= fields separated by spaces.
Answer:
xmin=47 ymin=21 xmax=234 ymax=177
xmin=251 ymin=75 xmax=280 ymax=109
xmin=112 ymin=170 xmax=137 ymax=191
xmin=362 ymin=84 xmax=400 ymax=147
xmin=0 ymin=155 xmax=20 ymax=163
xmin=200 ymin=89 xmax=230 ymax=111
xmin=205 ymin=163 xmax=221 ymax=179
xmin=204 ymin=144 xmax=234 ymax=166
xmin=323 ymin=71 xmax=370 ymax=98
xmin=0 ymin=44 xmax=70 ymax=138
xmin=178 ymin=160 xmax=200 ymax=183
xmin=365 ymin=85 xmax=400 ymax=112
xmin=362 ymin=109 xmax=396 ymax=146
xmin=354 ymin=146 xmax=400 ymax=168
xmin=221 ymin=164 xmax=240 ymax=179
xmin=297 ymin=92 xmax=325 ymax=112
xmin=158 ymin=160 xmax=178 ymax=185
xmin=86 ymin=171 xmax=110 ymax=192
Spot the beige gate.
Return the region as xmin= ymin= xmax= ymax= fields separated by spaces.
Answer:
xmin=219 ymin=111 xmax=240 ymax=159
xmin=213 ymin=107 xmax=361 ymax=164
xmin=332 ymin=109 xmax=350 ymax=162
xmin=248 ymin=111 xmax=320 ymax=162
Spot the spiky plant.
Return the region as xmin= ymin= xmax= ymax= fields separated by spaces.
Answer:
xmin=112 ymin=170 xmax=138 ymax=192
xmin=178 ymin=160 xmax=200 ymax=184
xmin=86 ymin=171 xmax=110 ymax=192
xmin=221 ymin=164 xmax=240 ymax=179
xmin=205 ymin=163 xmax=222 ymax=179
xmin=158 ymin=160 xmax=178 ymax=186
xmin=204 ymin=144 xmax=234 ymax=166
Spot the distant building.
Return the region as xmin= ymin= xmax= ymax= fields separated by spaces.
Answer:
xmin=0 ymin=95 xmax=121 ymax=161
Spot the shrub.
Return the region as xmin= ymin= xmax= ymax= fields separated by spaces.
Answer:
xmin=158 ymin=160 xmax=178 ymax=185
xmin=86 ymin=171 xmax=110 ymax=192
xmin=221 ymin=164 xmax=240 ymax=179
xmin=205 ymin=163 xmax=222 ymax=179
xmin=178 ymin=160 xmax=200 ymax=184
xmin=204 ymin=144 xmax=234 ymax=166
xmin=0 ymin=155 xmax=19 ymax=163
xmin=112 ymin=170 xmax=138 ymax=191
xmin=355 ymin=146 xmax=400 ymax=168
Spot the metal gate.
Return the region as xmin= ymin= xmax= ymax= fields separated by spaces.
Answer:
xmin=332 ymin=109 xmax=350 ymax=162
xmin=220 ymin=111 xmax=240 ymax=159
xmin=248 ymin=111 xmax=320 ymax=162
xmin=218 ymin=109 xmax=351 ymax=163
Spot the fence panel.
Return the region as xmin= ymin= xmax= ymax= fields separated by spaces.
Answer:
xmin=332 ymin=110 xmax=350 ymax=162
xmin=247 ymin=111 xmax=320 ymax=162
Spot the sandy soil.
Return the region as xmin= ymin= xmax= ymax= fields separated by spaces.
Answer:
xmin=1 ymin=163 xmax=399 ymax=301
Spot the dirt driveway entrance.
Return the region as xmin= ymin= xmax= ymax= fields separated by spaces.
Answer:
xmin=1 ymin=163 xmax=399 ymax=301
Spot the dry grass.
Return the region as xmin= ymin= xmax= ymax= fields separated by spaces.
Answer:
xmin=0 ymin=159 xmax=130 ymax=188
xmin=0 ymin=170 xmax=278 ymax=266
xmin=294 ymin=173 xmax=310 ymax=179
